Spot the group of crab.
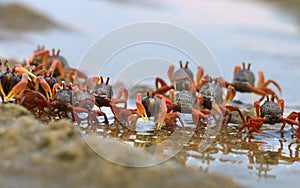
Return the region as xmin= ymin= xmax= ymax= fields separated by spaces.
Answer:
xmin=1 ymin=46 xmax=299 ymax=139
xmin=0 ymin=46 xmax=128 ymax=126
xmin=150 ymin=61 xmax=300 ymax=138
xmin=115 ymin=60 xmax=299 ymax=138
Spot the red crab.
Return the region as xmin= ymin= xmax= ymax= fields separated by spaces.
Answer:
xmin=225 ymin=62 xmax=281 ymax=101
xmin=88 ymin=76 xmax=128 ymax=124
xmin=50 ymin=82 xmax=100 ymax=125
xmin=196 ymin=76 xmax=246 ymax=126
xmin=28 ymin=46 xmax=87 ymax=84
xmin=113 ymin=91 xmax=185 ymax=131
xmin=0 ymin=63 xmax=36 ymax=102
xmin=237 ymin=95 xmax=300 ymax=137
xmin=18 ymin=90 xmax=52 ymax=119
xmin=155 ymin=61 xmax=205 ymax=94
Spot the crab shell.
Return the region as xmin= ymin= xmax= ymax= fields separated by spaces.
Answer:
xmin=173 ymin=90 xmax=197 ymax=113
xmin=173 ymin=67 xmax=194 ymax=91
xmin=260 ymin=101 xmax=282 ymax=125
xmin=54 ymin=88 xmax=73 ymax=104
xmin=92 ymin=83 xmax=113 ymax=107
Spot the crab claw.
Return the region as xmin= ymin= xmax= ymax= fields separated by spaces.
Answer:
xmin=225 ymin=85 xmax=236 ymax=104
xmin=136 ymin=93 xmax=149 ymax=121
xmin=157 ymin=97 xmax=167 ymax=130
xmin=14 ymin=66 xmax=36 ymax=80
xmin=169 ymin=89 xmax=176 ymax=102
xmin=0 ymin=81 xmax=6 ymax=99
xmin=5 ymin=74 xmax=29 ymax=101
xmin=35 ymin=76 xmax=52 ymax=100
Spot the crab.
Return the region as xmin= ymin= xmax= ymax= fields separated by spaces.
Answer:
xmin=72 ymin=86 xmax=108 ymax=125
xmin=88 ymin=76 xmax=128 ymax=124
xmin=28 ymin=46 xmax=87 ymax=84
xmin=18 ymin=90 xmax=52 ymax=119
xmin=0 ymin=63 xmax=36 ymax=102
xmin=197 ymin=76 xmax=246 ymax=126
xmin=237 ymin=95 xmax=299 ymax=137
xmin=113 ymin=91 xmax=185 ymax=131
xmin=50 ymin=82 xmax=99 ymax=125
xmin=165 ymin=81 xmax=222 ymax=130
xmin=155 ymin=61 xmax=205 ymax=94
xmin=225 ymin=62 xmax=281 ymax=101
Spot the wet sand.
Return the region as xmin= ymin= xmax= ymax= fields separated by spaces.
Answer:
xmin=0 ymin=104 xmax=242 ymax=188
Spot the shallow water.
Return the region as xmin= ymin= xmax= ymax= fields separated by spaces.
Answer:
xmin=1 ymin=0 xmax=300 ymax=188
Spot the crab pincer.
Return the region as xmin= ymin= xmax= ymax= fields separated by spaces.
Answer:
xmin=136 ymin=93 xmax=149 ymax=122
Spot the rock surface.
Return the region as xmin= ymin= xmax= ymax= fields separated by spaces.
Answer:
xmin=0 ymin=104 xmax=242 ymax=188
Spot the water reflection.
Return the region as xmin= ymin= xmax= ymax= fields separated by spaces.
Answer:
xmin=80 ymin=119 xmax=300 ymax=182
xmin=175 ymin=125 xmax=300 ymax=180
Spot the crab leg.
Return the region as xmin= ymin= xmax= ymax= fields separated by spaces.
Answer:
xmin=29 ymin=49 xmax=50 ymax=68
xmin=233 ymin=65 xmax=241 ymax=77
xmin=69 ymin=67 xmax=88 ymax=85
xmin=35 ymin=76 xmax=52 ymax=100
xmin=280 ymin=111 xmax=299 ymax=132
xmin=237 ymin=116 xmax=265 ymax=136
xmin=191 ymin=108 xmax=210 ymax=128
xmin=166 ymin=112 xmax=184 ymax=128
xmin=155 ymin=77 xmax=173 ymax=94
xmin=49 ymin=59 xmax=65 ymax=79
xmin=92 ymin=109 xmax=109 ymax=124
xmin=257 ymin=71 xmax=281 ymax=95
xmin=246 ymin=84 xmax=266 ymax=96
xmin=116 ymin=87 xmax=128 ymax=104
xmin=69 ymin=106 xmax=91 ymax=125
xmin=224 ymin=105 xmax=246 ymax=125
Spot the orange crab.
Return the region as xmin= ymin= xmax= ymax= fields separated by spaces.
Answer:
xmin=225 ymin=62 xmax=281 ymax=101
xmin=155 ymin=61 xmax=205 ymax=94
xmin=113 ymin=91 xmax=185 ymax=131
xmin=0 ymin=63 xmax=36 ymax=102
xmin=28 ymin=46 xmax=87 ymax=84
xmin=87 ymin=76 xmax=129 ymax=124
xmin=237 ymin=95 xmax=300 ymax=138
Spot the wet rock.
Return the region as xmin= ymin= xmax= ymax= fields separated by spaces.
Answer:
xmin=0 ymin=103 xmax=243 ymax=188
